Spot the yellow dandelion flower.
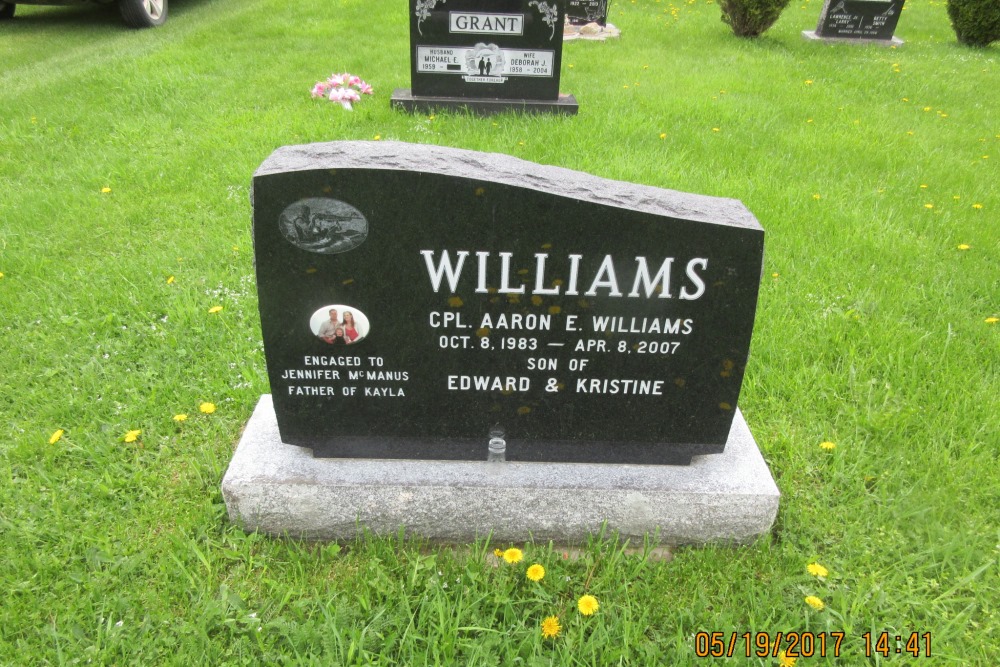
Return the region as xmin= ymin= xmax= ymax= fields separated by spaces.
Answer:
xmin=972 ymin=204 xmax=983 ymax=209
xmin=924 ymin=204 xmax=934 ymax=209
xmin=659 ymin=133 xmax=667 ymax=139
xmin=208 ymin=305 xmax=223 ymax=314
xmin=448 ymin=296 xmax=464 ymax=307
xmin=526 ymin=564 xmax=545 ymax=581
xmin=804 ymin=595 xmax=825 ymax=610
xmin=101 ymin=187 xmax=112 ymax=193
xmin=0 ymin=272 xmax=4 ymax=279
xmin=123 ymin=429 xmax=141 ymax=443
xmin=199 ymin=402 xmax=216 ymax=414
xmin=901 ymin=97 xmax=909 ymax=102
xmin=919 ymin=184 xmax=928 ymax=189
xmin=49 ymin=429 xmax=65 ymax=445
xmin=493 ymin=548 xmax=504 ymax=558
xmin=166 ymin=275 xmax=175 ymax=284
xmin=957 ymin=244 xmax=971 ymax=251
xmin=173 ymin=414 xmax=188 ymax=422
xmin=541 ymin=615 xmax=561 ymax=639
xmin=778 ymin=649 xmax=797 ymax=666
xmin=986 ymin=317 xmax=999 ymax=324
xmin=772 ymin=272 xmax=779 ymax=278
xmin=804 ymin=80 xmax=813 ymax=85
xmin=820 ymin=441 xmax=836 ymax=450
xmin=578 ymin=594 xmax=599 ymax=615
xmin=711 ymin=127 xmax=720 ymax=132
xmin=568 ymin=63 xmax=575 ymax=68
xmin=503 ymin=548 xmax=523 ymax=564
xmin=923 ymin=106 xmax=932 ymax=112
xmin=373 ymin=134 xmax=381 ymax=141
xmin=807 ymin=562 xmax=829 ymax=577
xmin=812 ymin=194 xmax=821 ymax=200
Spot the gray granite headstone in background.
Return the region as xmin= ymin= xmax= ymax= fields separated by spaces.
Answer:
xmin=803 ymin=0 xmax=905 ymax=45
xmin=566 ymin=0 xmax=609 ymax=26
xmin=392 ymin=0 xmax=578 ymax=114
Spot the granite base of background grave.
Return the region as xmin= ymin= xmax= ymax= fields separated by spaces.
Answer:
xmin=563 ymin=22 xmax=620 ymax=40
xmin=391 ymin=89 xmax=579 ymax=116
xmin=802 ymin=30 xmax=903 ymax=46
xmin=222 ymin=395 xmax=779 ymax=544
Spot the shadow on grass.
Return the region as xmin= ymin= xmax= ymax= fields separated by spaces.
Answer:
xmin=1 ymin=0 xmax=216 ymax=34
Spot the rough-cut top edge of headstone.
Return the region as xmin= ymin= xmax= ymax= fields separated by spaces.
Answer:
xmin=254 ymin=141 xmax=763 ymax=231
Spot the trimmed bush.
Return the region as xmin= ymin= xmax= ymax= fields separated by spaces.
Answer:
xmin=948 ymin=0 xmax=1000 ymax=46
xmin=719 ymin=0 xmax=792 ymax=37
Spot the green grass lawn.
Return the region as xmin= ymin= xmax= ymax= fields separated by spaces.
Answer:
xmin=1 ymin=0 xmax=998 ymax=663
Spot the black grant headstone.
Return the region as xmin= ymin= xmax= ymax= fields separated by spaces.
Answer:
xmin=252 ymin=141 xmax=764 ymax=465
xmin=567 ymin=0 xmax=609 ymax=26
xmin=809 ymin=0 xmax=904 ymax=42
xmin=391 ymin=0 xmax=578 ymax=115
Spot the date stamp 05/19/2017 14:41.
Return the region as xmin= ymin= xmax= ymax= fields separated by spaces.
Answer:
xmin=693 ymin=631 xmax=933 ymax=659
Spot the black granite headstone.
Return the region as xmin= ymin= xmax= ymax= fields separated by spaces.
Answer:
xmin=253 ymin=142 xmax=764 ymax=465
xmin=566 ymin=0 xmax=609 ymax=26
xmin=391 ymin=0 xmax=577 ymax=115
xmin=815 ymin=0 xmax=904 ymax=40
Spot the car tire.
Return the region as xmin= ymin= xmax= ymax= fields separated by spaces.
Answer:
xmin=0 ymin=2 xmax=15 ymax=20
xmin=119 ymin=0 xmax=167 ymax=28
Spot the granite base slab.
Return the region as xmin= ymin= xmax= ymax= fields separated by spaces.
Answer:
xmin=222 ymin=395 xmax=779 ymax=544
xmin=802 ymin=30 xmax=904 ymax=46
xmin=390 ymin=89 xmax=579 ymax=115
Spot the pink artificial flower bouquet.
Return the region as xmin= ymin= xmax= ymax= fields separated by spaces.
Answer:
xmin=311 ymin=73 xmax=373 ymax=110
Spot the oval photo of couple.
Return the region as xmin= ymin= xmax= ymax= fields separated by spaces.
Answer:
xmin=309 ymin=305 xmax=371 ymax=346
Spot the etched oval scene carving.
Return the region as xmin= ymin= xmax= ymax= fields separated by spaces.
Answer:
xmin=278 ymin=197 xmax=368 ymax=254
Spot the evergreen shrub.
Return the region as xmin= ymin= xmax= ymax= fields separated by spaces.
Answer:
xmin=948 ymin=0 xmax=1000 ymax=46
xmin=719 ymin=0 xmax=792 ymax=37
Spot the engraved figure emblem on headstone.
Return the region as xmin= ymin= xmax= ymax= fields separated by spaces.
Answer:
xmin=464 ymin=43 xmax=506 ymax=81
xmin=278 ymin=198 xmax=369 ymax=254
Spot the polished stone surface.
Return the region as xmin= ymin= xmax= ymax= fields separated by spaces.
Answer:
xmin=813 ymin=0 xmax=904 ymax=41
xmin=222 ymin=395 xmax=779 ymax=543
xmin=566 ymin=0 xmax=608 ymax=26
xmin=252 ymin=141 xmax=764 ymax=464
xmin=408 ymin=0 xmax=568 ymax=101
